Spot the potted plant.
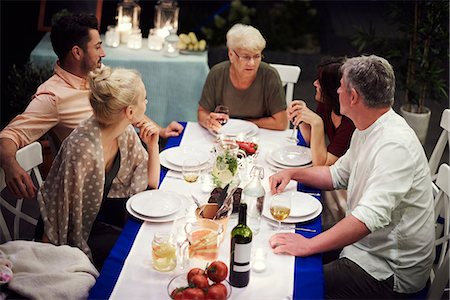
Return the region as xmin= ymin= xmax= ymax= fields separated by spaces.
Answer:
xmin=353 ymin=0 xmax=449 ymax=144
xmin=399 ymin=0 xmax=448 ymax=144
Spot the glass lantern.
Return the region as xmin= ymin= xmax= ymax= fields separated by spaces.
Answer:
xmin=116 ymin=0 xmax=141 ymax=44
xmin=154 ymin=0 xmax=179 ymax=39
xmin=163 ymin=32 xmax=179 ymax=57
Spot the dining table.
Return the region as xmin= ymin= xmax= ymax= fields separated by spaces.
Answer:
xmin=29 ymin=33 xmax=209 ymax=128
xmin=88 ymin=121 xmax=324 ymax=300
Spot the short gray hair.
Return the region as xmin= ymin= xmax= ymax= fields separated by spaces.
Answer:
xmin=226 ymin=23 xmax=266 ymax=52
xmin=341 ymin=55 xmax=395 ymax=108
xmin=88 ymin=67 xmax=142 ymax=126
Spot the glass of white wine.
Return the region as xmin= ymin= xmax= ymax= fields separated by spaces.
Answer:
xmin=182 ymin=158 xmax=200 ymax=183
xmin=269 ymin=192 xmax=292 ymax=231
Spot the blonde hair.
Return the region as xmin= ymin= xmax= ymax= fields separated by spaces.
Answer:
xmin=88 ymin=67 xmax=142 ymax=126
xmin=226 ymin=24 xmax=266 ymax=52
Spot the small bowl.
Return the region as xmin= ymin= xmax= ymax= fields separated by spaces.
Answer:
xmin=167 ymin=272 xmax=232 ymax=299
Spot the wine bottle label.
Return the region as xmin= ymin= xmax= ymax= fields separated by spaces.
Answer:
xmin=232 ymin=243 xmax=251 ymax=272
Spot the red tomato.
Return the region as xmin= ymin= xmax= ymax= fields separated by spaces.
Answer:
xmin=191 ymin=274 xmax=209 ymax=289
xmin=171 ymin=288 xmax=184 ymax=300
xmin=206 ymin=261 xmax=228 ymax=283
xmin=205 ymin=283 xmax=227 ymax=300
xmin=182 ymin=288 xmax=205 ymax=300
xmin=187 ymin=268 xmax=206 ymax=283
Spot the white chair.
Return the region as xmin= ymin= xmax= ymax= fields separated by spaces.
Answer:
xmin=0 ymin=142 xmax=44 ymax=242
xmin=427 ymin=163 xmax=450 ymax=299
xmin=270 ymin=63 xmax=301 ymax=107
xmin=428 ymin=109 xmax=450 ymax=181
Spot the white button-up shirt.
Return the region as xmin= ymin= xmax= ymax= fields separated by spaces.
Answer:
xmin=330 ymin=109 xmax=435 ymax=293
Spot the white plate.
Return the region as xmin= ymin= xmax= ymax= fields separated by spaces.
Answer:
xmin=217 ymin=119 xmax=259 ymax=136
xmin=263 ymin=195 xmax=322 ymax=224
xmin=163 ymin=146 xmax=210 ymax=167
xmin=130 ymin=190 xmax=182 ymax=217
xmin=271 ymin=145 xmax=312 ymax=167
xmin=265 ymin=152 xmax=311 ymax=170
xmin=289 ymin=192 xmax=321 ymax=217
xmin=126 ymin=192 xmax=188 ymax=223
xmin=160 ymin=150 xmax=210 ymax=172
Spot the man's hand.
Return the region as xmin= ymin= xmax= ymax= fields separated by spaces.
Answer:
xmin=269 ymin=232 xmax=311 ymax=256
xmin=4 ymin=160 xmax=37 ymax=199
xmin=159 ymin=121 xmax=184 ymax=139
xmin=134 ymin=120 xmax=160 ymax=147
xmin=269 ymin=169 xmax=293 ymax=194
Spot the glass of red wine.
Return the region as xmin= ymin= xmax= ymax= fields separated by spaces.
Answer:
xmin=214 ymin=105 xmax=230 ymax=126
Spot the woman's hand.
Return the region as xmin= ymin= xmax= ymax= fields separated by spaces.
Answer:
xmin=134 ymin=120 xmax=159 ymax=147
xmin=288 ymin=100 xmax=321 ymax=127
xmin=206 ymin=112 xmax=229 ymax=133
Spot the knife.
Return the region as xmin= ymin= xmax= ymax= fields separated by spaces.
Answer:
xmin=216 ymin=183 xmax=230 ymax=210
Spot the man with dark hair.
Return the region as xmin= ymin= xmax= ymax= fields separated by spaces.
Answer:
xmin=0 ymin=13 xmax=183 ymax=199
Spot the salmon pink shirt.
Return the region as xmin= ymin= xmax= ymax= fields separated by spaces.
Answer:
xmin=0 ymin=62 xmax=93 ymax=148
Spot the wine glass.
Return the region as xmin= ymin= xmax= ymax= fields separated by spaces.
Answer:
xmin=214 ymin=105 xmax=230 ymax=126
xmin=182 ymin=158 xmax=200 ymax=183
xmin=269 ymin=192 xmax=292 ymax=231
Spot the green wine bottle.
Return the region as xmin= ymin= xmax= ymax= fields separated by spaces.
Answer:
xmin=229 ymin=203 xmax=252 ymax=287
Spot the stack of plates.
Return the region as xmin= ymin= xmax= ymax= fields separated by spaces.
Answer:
xmin=126 ymin=190 xmax=188 ymax=222
xmin=212 ymin=119 xmax=259 ymax=138
xmin=160 ymin=145 xmax=211 ymax=172
xmin=266 ymin=145 xmax=312 ymax=170
xmin=263 ymin=192 xmax=322 ymax=224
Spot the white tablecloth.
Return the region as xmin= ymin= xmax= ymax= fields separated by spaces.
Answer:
xmin=109 ymin=122 xmax=301 ymax=300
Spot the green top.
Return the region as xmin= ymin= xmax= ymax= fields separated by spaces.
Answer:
xmin=199 ymin=61 xmax=286 ymax=119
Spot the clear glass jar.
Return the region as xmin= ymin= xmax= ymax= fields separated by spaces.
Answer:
xmin=105 ymin=25 xmax=120 ymax=48
xmin=152 ymin=232 xmax=177 ymax=272
xmin=163 ymin=31 xmax=180 ymax=57
xmin=127 ymin=28 xmax=142 ymax=49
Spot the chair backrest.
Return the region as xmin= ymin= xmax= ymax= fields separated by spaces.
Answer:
xmin=270 ymin=63 xmax=301 ymax=107
xmin=427 ymin=163 xmax=450 ymax=299
xmin=428 ymin=109 xmax=450 ymax=180
xmin=0 ymin=142 xmax=44 ymax=243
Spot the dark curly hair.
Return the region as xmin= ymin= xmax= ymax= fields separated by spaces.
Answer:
xmin=316 ymin=57 xmax=345 ymax=115
xmin=50 ymin=13 xmax=98 ymax=63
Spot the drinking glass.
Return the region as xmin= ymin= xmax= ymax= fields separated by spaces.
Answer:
xmin=182 ymin=158 xmax=200 ymax=183
xmin=152 ymin=232 xmax=177 ymax=272
xmin=269 ymin=192 xmax=292 ymax=231
xmin=214 ymin=105 xmax=230 ymax=126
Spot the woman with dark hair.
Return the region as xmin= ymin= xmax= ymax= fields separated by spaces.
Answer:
xmin=289 ymin=57 xmax=355 ymax=166
xmin=289 ymin=57 xmax=356 ymax=229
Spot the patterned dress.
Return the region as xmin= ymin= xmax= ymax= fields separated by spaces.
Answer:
xmin=37 ymin=116 xmax=149 ymax=256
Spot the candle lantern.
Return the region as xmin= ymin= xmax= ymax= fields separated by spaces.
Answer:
xmin=163 ymin=32 xmax=179 ymax=57
xmin=154 ymin=0 xmax=179 ymax=39
xmin=116 ymin=0 xmax=141 ymax=44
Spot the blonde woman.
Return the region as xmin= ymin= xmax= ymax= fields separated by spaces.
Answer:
xmin=198 ymin=23 xmax=288 ymax=131
xmin=38 ymin=67 xmax=160 ymax=269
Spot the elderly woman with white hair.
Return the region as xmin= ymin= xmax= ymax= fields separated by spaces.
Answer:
xmin=198 ymin=24 xmax=288 ymax=131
